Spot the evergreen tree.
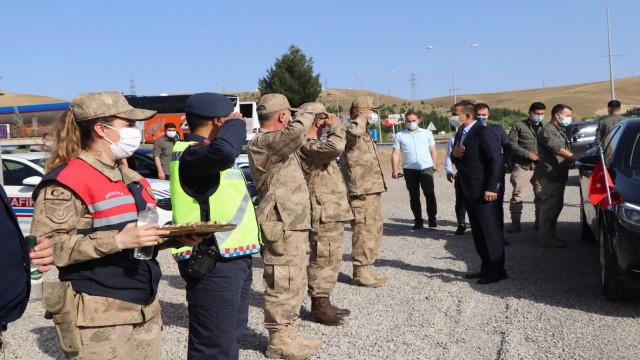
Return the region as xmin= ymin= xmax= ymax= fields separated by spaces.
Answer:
xmin=258 ymin=44 xmax=322 ymax=107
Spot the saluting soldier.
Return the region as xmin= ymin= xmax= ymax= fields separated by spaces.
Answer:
xmin=339 ymin=96 xmax=388 ymax=288
xmin=296 ymin=103 xmax=353 ymax=326
xmin=247 ymin=94 xmax=322 ymax=359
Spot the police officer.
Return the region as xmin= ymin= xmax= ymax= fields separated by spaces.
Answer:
xmin=30 ymin=91 xmax=177 ymax=359
xmin=339 ymin=96 xmax=388 ymax=288
xmin=248 ymin=94 xmax=322 ymax=359
xmin=169 ymin=93 xmax=260 ymax=360
xmin=534 ymin=104 xmax=579 ymax=248
xmin=296 ymin=103 xmax=353 ymax=326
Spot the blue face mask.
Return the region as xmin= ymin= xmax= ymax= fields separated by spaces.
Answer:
xmin=368 ymin=112 xmax=379 ymax=125
xmin=531 ymin=115 xmax=544 ymax=123
xmin=477 ymin=116 xmax=488 ymax=125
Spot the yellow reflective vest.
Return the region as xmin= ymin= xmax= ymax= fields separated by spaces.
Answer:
xmin=169 ymin=141 xmax=260 ymax=261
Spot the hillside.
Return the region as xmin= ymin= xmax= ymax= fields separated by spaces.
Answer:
xmin=3 ymin=76 xmax=640 ymax=119
xmin=236 ymin=77 xmax=640 ymax=119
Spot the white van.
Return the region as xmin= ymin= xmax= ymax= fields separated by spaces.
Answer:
xmin=240 ymin=101 xmax=259 ymax=138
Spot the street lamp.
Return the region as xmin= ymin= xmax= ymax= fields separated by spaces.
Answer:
xmin=605 ymin=0 xmax=616 ymax=100
xmin=356 ymin=72 xmax=363 ymax=90
xmin=426 ymin=44 xmax=479 ymax=104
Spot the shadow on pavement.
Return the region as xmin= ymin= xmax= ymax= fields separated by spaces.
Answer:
xmin=32 ymin=326 xmax=65 ymax=359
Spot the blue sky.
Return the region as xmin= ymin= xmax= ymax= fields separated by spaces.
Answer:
xmin=2 ymin=1 xmax=638 ymax=101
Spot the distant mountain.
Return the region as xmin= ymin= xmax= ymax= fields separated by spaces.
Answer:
xmin=0 ymin=92 xmax=67 ymax=107
xmin=237 ymin=77 xmax=640 ymax=119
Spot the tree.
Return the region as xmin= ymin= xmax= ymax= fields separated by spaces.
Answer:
xmin=258 ymin=44 xmax=321 ymax=107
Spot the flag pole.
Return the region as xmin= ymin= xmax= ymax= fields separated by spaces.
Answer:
xmin=598 ymin=145 xmax=613 ymax=209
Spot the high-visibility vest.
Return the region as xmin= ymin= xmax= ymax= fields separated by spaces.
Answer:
xmin=34 ymin=158 xmax=161 ymax=305
xmin=169 ymin=141 xmax=260 ymax=261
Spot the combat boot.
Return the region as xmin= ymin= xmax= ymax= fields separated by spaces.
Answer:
xmin=326 ymin=297 xmax=351 ymax=317
xmin=266 ymin=326 xmax=322 ymax=360
xmin=311 ymin=297 xmax=345 ymax=326
xmin=352 ymin=265 xmax=386 ymax=288
xmin=370 ymin=267 xmax=389 ymax=283
xmin=507 ymin=214 xmax=521 ymax=233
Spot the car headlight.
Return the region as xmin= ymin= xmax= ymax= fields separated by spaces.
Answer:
xmin=616 ymin=202 xmax=640 ymax=231
xmin=156 ymin=198 xmax=172 ymax=211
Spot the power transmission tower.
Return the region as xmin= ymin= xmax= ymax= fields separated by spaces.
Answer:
xmin=409 ymin=73 xmax=417 ymax=101
xmin=221 ymin=78 xmax=225 ymax=92
xmin=130 ymin=78 xmax=136 ymax=95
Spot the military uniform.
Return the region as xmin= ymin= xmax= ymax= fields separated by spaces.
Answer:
xmin=534 ymin=123 xmax=573 ymax=245
xmin=339 ymin=109 xmax=387 ymax=286
xmin=248 ymin=111 xmax=315 ymax=331
xmin=152 ymin=134 xmax=177 ymax=178
xmin=30 ymin=151 xmax=161 ymax=359
xmin=507 ymin=119 xmax=543 ymax=230
xmin=594 ymin=114 xmax=625 ymax=145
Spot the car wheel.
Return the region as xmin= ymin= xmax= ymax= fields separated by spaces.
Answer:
xmin=600 ymin=225 xmax=638 ymax=301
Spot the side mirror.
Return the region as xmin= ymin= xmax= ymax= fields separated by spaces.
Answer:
xmin=575 ymin=154 xmax=599 ymax=171
xmin=22 ymin=176 xmax=42 ymax=187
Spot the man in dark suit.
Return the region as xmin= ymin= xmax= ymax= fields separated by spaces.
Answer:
xmin=451 ymin=100 xmax=507 ymax=284
xmin=476 ymin=103 xmax=512 ymax=244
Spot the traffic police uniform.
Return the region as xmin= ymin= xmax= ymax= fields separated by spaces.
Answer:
xmin=169 ymin=93 xmax=259 ymax=360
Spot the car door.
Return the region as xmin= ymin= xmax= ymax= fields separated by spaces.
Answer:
xmin=2 ymin=158 xmax=43 ymax=235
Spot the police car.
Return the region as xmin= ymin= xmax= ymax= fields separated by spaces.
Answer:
xmin=2 ymin=152 xmax=173 ymax=236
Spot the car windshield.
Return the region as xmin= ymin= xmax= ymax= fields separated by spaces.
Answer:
xmin=241 ymin=140 xmax=249 ymax=154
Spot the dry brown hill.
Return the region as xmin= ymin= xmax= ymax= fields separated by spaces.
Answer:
xmin=0 ymin=92 xmax=67 ymax=107
xmin=420 ymin=77 xmax=640 ymax=119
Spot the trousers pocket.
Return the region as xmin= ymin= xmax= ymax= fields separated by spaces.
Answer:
xmin=43 ymin=282 xmax=82 ymax=354
xmin=261 ymin=222 xmax=285 ymax=256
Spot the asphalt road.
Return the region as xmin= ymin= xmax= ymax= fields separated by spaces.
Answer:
xmin=4 ymin=150 xmax=640 ymax=359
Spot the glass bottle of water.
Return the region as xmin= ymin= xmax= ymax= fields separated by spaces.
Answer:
xmin=133 ymin=203 xmax=159 ymax=260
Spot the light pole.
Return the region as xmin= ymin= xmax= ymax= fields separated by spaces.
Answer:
xmin=356 ymin=72 xmax=363 ymax=90
xmin=426 ymin=44 xmax=479 ymax=104
xmin=605 ymin=0 xmax=616 ymax=100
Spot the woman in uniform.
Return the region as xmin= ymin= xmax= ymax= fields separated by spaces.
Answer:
xmin=31 ymin=91 xmax=187 ymax=359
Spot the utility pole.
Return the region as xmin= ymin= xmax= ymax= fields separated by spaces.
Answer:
xmin=410 ymin=73 xmax=417 ymax=101
xmin=606 ymin=0 xmax=616 ymax=100
xmin=130 ymin=78 xmax=137 ymax=95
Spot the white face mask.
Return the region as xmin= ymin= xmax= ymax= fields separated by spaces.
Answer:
xmin=166 ymin=130 xmax=177 ymax=138
xmin=558 ymin=114 xmax=572 ymax=127
xmin=449 ymin=115 xmax=462 ymax=128
xmin=368 ymin=112 xmax=379 ymax=125
xmin=407 ymin=122 xmax=419 ymax=131
xmin=102 ymin=124 xmax=142 ymax=160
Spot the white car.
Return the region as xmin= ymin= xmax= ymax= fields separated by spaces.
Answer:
xmin=2 ymin=152 xmax=173 ymax=236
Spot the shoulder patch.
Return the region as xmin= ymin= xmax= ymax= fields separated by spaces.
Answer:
xmin=44 ymin=201 xmax=75 ymax=224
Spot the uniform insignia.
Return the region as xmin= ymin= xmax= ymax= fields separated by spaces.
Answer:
xmin=146 ymin=187 xmax=156 ymax=200
xmin=45 ymin=202 xmax=74 ymax=224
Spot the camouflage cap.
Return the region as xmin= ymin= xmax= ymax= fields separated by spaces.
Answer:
xmin=70 ymin=91 xmax=157 ymax=122
xmin=300 ymin=102 xmax=327 ymax=115
xmin=351 ymin=95 xmax=380 ymax=110
xmin=256 ymin=93 xmax=299 ymax=115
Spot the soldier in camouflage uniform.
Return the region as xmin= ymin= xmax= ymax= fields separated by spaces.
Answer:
xmin=247 ymin=94 xmax=322 ymax=359
xmin=534 ymin=104 xmax=579 ymax=248
xmin=297 ymin=103 xmax=353 ymax=327
xmin=29 ymin=92 xmax=199 ymax=359
xmin=339 ymin=96 xmax=388 ymax=288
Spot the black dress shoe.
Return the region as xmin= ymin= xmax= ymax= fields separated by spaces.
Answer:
xmin=428 ymin=219 xmax=437 ymax=228
xmin=454 ymin=225 xmax=466 ymax=235
xmin=477 ymin=270 xmax=508 ymax=284
xmin=464 ymin=270 xmax=488 ymax=279
xmin=412 ymin=222 xmax=424 ymax=229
